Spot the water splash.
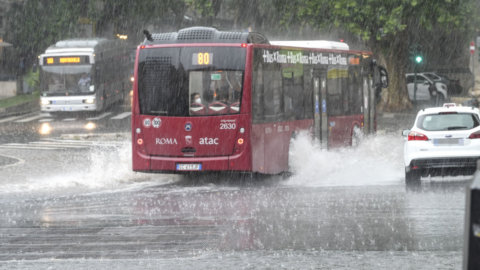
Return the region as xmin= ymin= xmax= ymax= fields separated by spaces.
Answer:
xmin=0 ymin=140 xmax=176 ymax=195
xmin=285 ymin=132 xmax=404 ymax=187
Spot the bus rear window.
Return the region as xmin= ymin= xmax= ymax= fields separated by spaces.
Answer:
xmin=137 ymin=47 xmax=246 ymax=116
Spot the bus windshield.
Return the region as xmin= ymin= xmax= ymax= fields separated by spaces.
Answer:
xmin=137 ymin=47 xmax=246 ymax=116
xmin=41 ymin=65 xmax=93 ymax=96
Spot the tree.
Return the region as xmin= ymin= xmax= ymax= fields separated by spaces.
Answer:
xmin=273 ymin=0 xmax=480 ymax=111
xmin=5 ymin=0 xmax=87 ymax=74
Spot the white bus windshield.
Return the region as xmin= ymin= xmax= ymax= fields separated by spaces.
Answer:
xmin=41 ymin=65 xmax=93 ymax=96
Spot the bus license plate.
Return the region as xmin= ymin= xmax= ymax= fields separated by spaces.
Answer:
xmin=176 ymin=163 xmax=202 ymax=171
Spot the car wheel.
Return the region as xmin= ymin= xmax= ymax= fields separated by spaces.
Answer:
xmin=405 ymin=168 xmax=421 ymax=184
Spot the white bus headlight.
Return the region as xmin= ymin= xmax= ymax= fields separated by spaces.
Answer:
xmin=84 ymin=97 xmax=95 ymax=104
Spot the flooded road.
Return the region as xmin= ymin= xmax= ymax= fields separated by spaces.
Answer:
xmin=0 ymin=131 xmax=469 ymax=269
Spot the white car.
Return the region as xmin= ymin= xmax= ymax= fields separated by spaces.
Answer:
xmin=403 ymin=103 xmax=480 ymax=183
xmin=405 ymin=73 xmax=448 ymax=103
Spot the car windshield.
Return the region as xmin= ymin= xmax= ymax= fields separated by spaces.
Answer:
xmin=423 ymin=73 xmax=438 ymax=81
xmin=417 ymin=113 xmax=480 ymax=131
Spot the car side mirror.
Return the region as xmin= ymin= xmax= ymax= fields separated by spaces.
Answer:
xmin=402 ymin=130 xmax=410 ymax=137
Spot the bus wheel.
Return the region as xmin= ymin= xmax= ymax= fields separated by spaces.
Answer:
xmin=283 ymin=134 xmax=296 ymax=179
xmin=351 ymin=126 xmax=363 ymax=147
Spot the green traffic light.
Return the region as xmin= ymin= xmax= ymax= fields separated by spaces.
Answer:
xmin=415 ymin=55 xmax=423 ymax=64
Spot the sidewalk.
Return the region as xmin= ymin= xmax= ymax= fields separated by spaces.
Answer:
xmin=0 ymin=99 xmax=39 ymax=118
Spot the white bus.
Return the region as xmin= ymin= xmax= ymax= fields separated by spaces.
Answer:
xmin=38 ymin=39 xmax=131 ymax=113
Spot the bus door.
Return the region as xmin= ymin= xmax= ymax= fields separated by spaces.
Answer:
xmin=362 ymin=76 xmax=374 ymax=134
xmin=313 ymin=70 xmax=328 ymax=149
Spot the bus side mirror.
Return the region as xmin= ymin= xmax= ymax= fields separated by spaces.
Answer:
xmin=379 ymin=66 xmax=388 ymax=88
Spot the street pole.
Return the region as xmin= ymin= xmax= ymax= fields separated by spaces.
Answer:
xmin=472 ymin=40 xmax=475 ymax=91
xmin=413 ymin=65 xmax=417 ymax=102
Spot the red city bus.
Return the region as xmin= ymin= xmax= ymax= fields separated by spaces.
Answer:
xmin=132 ymin=27 xmax=388 ymax=175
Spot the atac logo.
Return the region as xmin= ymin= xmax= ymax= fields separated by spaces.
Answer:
xmin=155 ymin=138 xmax=178 ymax=145
xmin=199 ymin=137 xmax=219 ymax=145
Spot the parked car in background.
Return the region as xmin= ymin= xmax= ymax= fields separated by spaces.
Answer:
xmin=423 ymin=72 xmax=463 ymax=96
xmin=405 ymin=73 xmax=448 ymax=104
xmin=403 ymin=103 xmax=480 ymax=184
xmin=436 ymin=67 xmax=473 ymax=95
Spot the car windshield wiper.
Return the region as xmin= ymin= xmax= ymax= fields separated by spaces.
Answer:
xmin=447 ymin=126 xmax=468 ymax=130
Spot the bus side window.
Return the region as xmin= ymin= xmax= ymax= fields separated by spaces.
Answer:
xmin=252 ymin=57 xmax=264 ymax=123
xmin=327 ymin=68 xmax=343 ymax=116
xmin=282 ymin=71 xmax=295 ymax=120
xmin=303 ymin=68 xmax=313 ymax=119
xmin=263 ymin=64 xmax=283 ymax=122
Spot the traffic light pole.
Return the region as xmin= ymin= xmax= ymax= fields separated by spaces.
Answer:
xmin=413 ymin=65 xmax=418 ymax=102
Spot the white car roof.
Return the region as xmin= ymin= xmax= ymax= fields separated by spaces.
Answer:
xmin=416 ymin=104 xmax=480 ymax=116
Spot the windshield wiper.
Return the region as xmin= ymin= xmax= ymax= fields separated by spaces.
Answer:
xmin=447 ymin=126 xmax=468 ymax=130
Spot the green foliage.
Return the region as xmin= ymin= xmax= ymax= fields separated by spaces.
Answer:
xmin=5 ymin=1 xmax=86 ymax=69
xmin=0 ymin=90 xmax=39 ymax=109
xmin=25 ymin=69 xmax=39 ymax=89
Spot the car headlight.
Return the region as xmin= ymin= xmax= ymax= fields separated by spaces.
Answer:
xmin=84 ymin=97 xmax=95 ymax=104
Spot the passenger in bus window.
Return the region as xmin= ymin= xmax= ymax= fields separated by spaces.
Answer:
xmin=229 ymin=72 xmax=242 ymax=102
xmin=191 ymin=92 xmax=202 ymax=104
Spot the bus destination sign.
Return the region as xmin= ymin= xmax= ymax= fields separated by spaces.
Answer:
xmin=192 ymin=52 xmax=213 ymax=66
xmin=44 ymin=56 xmax=89 ymax=65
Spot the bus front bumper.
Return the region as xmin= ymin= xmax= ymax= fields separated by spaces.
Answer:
xmin=41 ymin=104 xmax=98 ymax=112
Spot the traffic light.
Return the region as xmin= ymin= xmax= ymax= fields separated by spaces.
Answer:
xmin=415 ymin=55 xmax=423 ymax=64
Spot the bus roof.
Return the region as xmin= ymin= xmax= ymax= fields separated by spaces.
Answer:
xmin=142 ymin=27 xmax=269 ymax=45
xmin=43 ymin=38 xmax=125 ymax=55
xmin=270 ymin=40 xmax=350 ymax=50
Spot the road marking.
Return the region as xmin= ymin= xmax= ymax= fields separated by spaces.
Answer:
xmin=0 ymin=115 xmax=24 ymax=123
xmin=1 ymin=111 xmax=131 ymax=123
xmin=0 ymin=153 xmax=25 ymax=169
xmin=86 ymin=112 xmax=112 ymax=120
xmin=62 ymin=118 xmax=77 ymax=122
xmin=0 ymin=139 xmax=124 ymax=151
xmin=0 ymin=143 xmax=61 ymax=150
xmin=39 ymin=118 xmax=53 ymax=122
xmin=15 ymin=113 xmax=50 ymax=123
xmin=111 ymin=112 xmax=131 ymax=120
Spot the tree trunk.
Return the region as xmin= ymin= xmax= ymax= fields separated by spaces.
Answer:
xmin=376 ymin=33 xmax=413 ymax=112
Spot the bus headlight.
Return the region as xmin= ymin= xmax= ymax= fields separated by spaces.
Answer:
xmin=40 ymin=99 xmax=51 ymax=106
xmin=83 ymin=97 xmax=95 ymax=104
